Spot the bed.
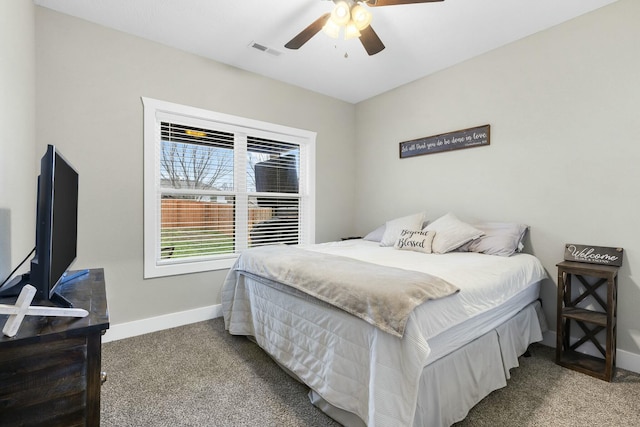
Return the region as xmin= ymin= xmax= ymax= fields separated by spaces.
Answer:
xmin=222 ymin=214 xmax=548 ymax=427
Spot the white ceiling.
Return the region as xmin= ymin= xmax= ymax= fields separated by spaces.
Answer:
xmin=34 ymin=0 xmax=618 ymax=104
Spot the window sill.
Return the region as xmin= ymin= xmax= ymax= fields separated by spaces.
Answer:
xmin=144 ymin=256 xmax=237 ymax=279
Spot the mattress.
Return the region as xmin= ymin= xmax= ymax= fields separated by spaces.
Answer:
xmin=222 ymin=239 xmax=548 ymax=426
xmin=424 ymin=281 xmax=541 ymax=364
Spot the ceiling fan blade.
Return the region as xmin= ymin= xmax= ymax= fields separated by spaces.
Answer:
xmin=365 ymin=0 xmax=443 ymax=6
xmin=359 ymin=25 xmax=385 ymax=56
xmin=285 ymin=13 xmax=331 ymax=50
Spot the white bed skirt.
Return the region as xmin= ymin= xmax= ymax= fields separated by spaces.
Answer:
xmin=307 ymin=300 xmax=545 ymax=427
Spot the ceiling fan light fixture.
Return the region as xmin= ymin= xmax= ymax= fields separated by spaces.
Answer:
xmin=331 ymin=1 xmax=351 ymax=26
xmin=351 ymin=5 xmax=372 ymax=30
xmin=322 ymin=18 xmax=341 ymax=38
xmin=344 ymin=21 xmax=361 ymax=40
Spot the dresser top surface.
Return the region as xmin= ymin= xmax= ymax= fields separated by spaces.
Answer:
xmin=0 ymin=268 xmax=109 ymax=346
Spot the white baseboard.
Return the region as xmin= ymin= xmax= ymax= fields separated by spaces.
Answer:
xmin=102 ymin=304 xmax=222 ymax=343
xmin=541 ymin=330 xmax=640 ymax=374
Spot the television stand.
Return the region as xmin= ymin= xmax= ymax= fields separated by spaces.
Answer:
xmin=0 ymin=268 xmax=109 ymax=426
xmin=0 ymin=273 xmax=30 ymax=297
xmin=0 ymin=269 xmax=89 ymax=305
xmin=0 ymin=284 xmax=88 ymax=337
xmin=50 ymin=290 xmax=74 ymax=308
xmin=53 ymin=269 xmax=91 ymax=308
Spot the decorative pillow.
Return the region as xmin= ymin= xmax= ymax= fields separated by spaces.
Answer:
xmin=363 ymin=224 xmax=386 ymax=242
xmin=394 ymin=229 xmax=435 ymax=254
xmin=424 ymin=213 xmax=484 ymax=254
xmin=457 ymin=222 xmax=529 ymax=256
xmin=380 ymin=212 xmax=426 ymax=247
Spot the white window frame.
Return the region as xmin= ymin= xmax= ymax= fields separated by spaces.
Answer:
xmin=142 ymin=97 xmax=316 ymax=278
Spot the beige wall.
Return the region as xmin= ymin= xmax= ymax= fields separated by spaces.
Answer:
xmin=34 ymin=7 xmax=356 ymax=325
xmin=19 ymin=1 xmax=640 ymax=365
xmin=0 ymin=1 xmax=36 ymax=279
xmin=354 ymin=0 xmax=640 ymax=358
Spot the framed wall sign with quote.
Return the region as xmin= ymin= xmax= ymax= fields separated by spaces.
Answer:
xmin=564 ymin=243 xmax=623 ymax=267
xmin=399 ymin=124 xmax=490 ymax=159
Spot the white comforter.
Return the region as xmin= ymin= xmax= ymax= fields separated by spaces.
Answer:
xmin=225 ymin=245 xmax=459 ymax=337
xmin=222 ymin=240 xmax=548 ymax=427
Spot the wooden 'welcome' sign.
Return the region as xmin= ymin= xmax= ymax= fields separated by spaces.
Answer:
xmin=564 ymin=243 xmax=623 ymax=267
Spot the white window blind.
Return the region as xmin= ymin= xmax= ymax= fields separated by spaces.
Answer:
xmin=247 ymin=136 xmax=300 ymax=247
xmin=160 ymin=122 xmax=236 ymax=260
xmin=143 ymin=98 xmax=316 ymax=278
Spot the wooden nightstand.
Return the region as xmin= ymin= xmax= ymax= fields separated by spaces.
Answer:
xmin=555 ymin=261 xmax=619 ymax=381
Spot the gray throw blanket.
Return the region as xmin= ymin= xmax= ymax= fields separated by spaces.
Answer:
xmin=228 ymin=245 xmax=459 ymax=338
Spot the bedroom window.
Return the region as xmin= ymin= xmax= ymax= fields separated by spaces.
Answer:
xmin=142 ymin=98 xmax=316 ymax=278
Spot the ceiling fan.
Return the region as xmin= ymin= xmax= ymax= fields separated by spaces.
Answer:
xmin=285 ymin=0 xmax=444 ymax=56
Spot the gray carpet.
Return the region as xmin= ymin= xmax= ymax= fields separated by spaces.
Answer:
xmin=101 ymin=318 xmax=640 ymax=426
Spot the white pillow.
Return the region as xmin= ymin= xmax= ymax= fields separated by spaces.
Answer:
xmin=380 ymin=212 xmax=426 ymax=247
xmin=363 ymin=224 xmax=386 ymax=242
xmin=424 ymin=213 xmax=484 ymax=254
xmin=457 ymin=222 xmax=528 ymax=256
xmin=394 ymin=229 xmax=435 ymax=254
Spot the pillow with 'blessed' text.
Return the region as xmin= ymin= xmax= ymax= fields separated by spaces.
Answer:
xmin=394 ymin=229 xmax=435 ymax=254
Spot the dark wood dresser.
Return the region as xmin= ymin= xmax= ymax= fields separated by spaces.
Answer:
xmin=0 ymin=268 xmax=109 ymax=426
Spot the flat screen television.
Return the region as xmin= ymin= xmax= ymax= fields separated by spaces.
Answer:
xmin=0 ymin=145 xmax=81 ymax=307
